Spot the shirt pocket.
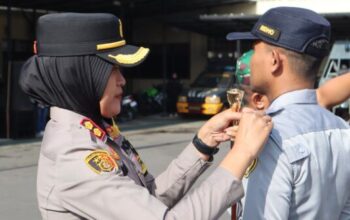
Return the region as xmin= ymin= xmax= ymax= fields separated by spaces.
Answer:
xmin=284 ymin=144 xmax=310 ymax=164
xmin=283 ymin=144 xmax=310 ymax=184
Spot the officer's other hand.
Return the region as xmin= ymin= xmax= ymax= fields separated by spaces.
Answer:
xmin=197 ymin=108 xmax=243 ymax=147
xmin=223 ymin=108 xmax=262 ymax=141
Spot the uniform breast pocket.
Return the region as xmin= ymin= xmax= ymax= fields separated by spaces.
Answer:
xmin=285 ymin=144 xmax=310 ymax=164
xmin=284 ymin=144 xmax=311 ymax=184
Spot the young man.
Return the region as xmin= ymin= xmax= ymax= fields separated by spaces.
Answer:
xmin=236 ymin=49 xmax=350 ymax=112
xmin=227 ymin=7 xmax=350 ymax=219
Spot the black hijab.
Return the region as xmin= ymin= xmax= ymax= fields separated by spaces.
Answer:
xmin=19 ymin=55 xmax=113 ymax=126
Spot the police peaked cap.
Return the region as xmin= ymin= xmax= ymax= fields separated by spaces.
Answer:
xmin=35 ymin=13 xmax=149 ymax=67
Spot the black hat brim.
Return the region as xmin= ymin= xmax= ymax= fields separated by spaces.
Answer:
xmin=97 ymin=44 xmax=150 ymax=67
xmin=226 ymin=32 xmax=259 ymax=41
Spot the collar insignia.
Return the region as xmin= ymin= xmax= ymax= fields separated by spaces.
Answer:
xmin=105 ymin=118 xmax=121 ymax=139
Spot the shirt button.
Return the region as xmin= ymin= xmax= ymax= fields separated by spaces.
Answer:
xmin=299 ymin=147 xmax=305 ymax=154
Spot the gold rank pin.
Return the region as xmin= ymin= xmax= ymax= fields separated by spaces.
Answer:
xmin=81 ymin=118 xmax=106 ymax=140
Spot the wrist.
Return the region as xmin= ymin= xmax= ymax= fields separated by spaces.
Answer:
xmin=192 ymin=134 xmax=219 ymax=157
xmin=197 ymin=129 xmax=217 ymax=147
xmin=220 ymin=147 xmax=255 ymax=180
xmin=232 ymin=143 xmax=255 ymax=162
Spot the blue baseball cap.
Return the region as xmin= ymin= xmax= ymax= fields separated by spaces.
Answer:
xmin=226 ymin=7 xmax=331 ymax=58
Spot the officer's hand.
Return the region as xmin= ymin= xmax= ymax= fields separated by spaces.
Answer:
xmin=197 ymin=108 xmax=243 ymax=147
xmin=233 ymin=110 xmax=273 ymax=160
xmin=220 ymin=110 xmax=273 ymax=179
xmin=224 ymin=125 xmax=239 ymax=141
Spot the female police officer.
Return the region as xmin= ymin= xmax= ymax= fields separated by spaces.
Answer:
xmin=20 ymin=13 xmax=272 ymax=220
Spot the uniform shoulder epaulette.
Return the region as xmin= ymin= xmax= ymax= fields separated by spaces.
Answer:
xmin=81 ymin=118 xmax=106 ymax=141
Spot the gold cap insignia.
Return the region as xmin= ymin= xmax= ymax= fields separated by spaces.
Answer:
xmin=108 ymin=47 xmax=149 ymax=65
xmin=118 ymin=19 xmax=124 ymax=38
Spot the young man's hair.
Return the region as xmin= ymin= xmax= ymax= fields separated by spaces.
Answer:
xmin=267 ymin=44 xmax=323 ymax=82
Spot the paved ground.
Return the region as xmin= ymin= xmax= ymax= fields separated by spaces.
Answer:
xmin=0 ymin=114 xmax=232 ymax=220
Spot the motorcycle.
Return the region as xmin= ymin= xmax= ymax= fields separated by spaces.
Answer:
xmin=137 ymin=85 xmax=167 ymax=115
xmin=117 ymin=95 xmax=138 ymax=122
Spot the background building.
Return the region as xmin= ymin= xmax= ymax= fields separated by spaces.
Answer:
xmin=0 ymin=0 xmax=350 ymax=138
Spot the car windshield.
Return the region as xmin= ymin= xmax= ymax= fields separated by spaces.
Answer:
xmin=192 ymin=72 xmax=232 ymax=88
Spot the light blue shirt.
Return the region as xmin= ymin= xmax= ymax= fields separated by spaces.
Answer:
xmin=240 ymin=89 xmax=350 ymax=220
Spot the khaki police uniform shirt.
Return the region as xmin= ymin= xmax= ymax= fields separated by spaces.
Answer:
xmin=37 ymin=107 xmax=244 ymax=220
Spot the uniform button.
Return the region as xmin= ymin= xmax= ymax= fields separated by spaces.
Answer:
xmin=299 ymin=147 xmax=305 ymax=154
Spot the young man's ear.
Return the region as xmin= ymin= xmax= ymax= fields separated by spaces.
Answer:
xmin=251 ymin=93 xmax=268 ymax=110
xmin=270 ymin=49 xmax=283 ymax=75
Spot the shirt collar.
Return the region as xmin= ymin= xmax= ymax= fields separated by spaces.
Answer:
xmin=266 ymin=89 xmax=318 ymax=115
xmin=50 ymin=106 xmax=85 ymax=124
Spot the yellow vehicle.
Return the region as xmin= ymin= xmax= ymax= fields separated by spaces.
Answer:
xmin=177 ymin=66 xmax=236 ymax=115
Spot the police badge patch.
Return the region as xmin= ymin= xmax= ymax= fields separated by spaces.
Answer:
xmin=85 ymin=150 xmax=119 ymax=174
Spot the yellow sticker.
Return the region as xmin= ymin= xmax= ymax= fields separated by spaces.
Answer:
xmin=244 ymin=158 xmax=258 ymax=178
xmin=85 ymin=150 xmax=118 ymax=174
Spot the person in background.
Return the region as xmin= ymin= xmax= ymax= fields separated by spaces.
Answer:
xmin=227 ymin=6 xmax=350 ymax=219
xmin=234 ymin=49 xmax=270 ymax=111
xmin=166 ymin=72 xmax=182 ymax=117
xmin=20 ymin=13 xmax=272 ymax=220
xmin=35 ymin=103 xmax=49 ymax=137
